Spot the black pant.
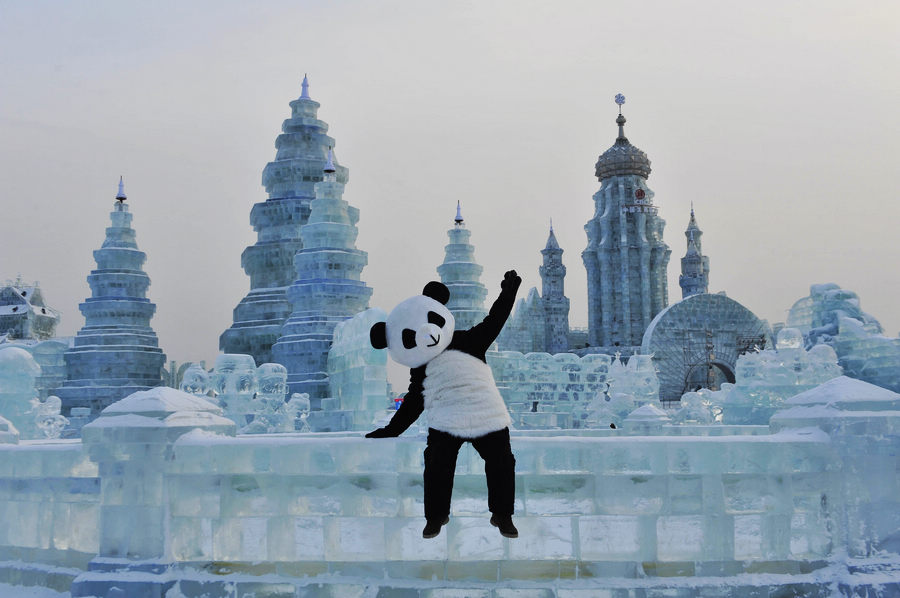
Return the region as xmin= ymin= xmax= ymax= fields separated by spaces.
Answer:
xmin=423 ymin=427 xmax=516 ymax=521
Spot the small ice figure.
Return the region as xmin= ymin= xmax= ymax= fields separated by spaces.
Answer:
xmin=240 ymin=363 xmax=295 ymax=434
xmin=29 ymin=395 xmax=68 ymax=439
xmin=212 ymin=354 xmax=258 ymax=426
xmin=776 ymin=327 xmax=805 ymax=350
xmin=179 ymin=363 xmax=212 ymax=398
xmin=293 ymin=392 xmax=312 ymax=433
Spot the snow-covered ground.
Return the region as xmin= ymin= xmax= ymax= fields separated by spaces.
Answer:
xmin=0 ymin=583 xmax=69 ymax=597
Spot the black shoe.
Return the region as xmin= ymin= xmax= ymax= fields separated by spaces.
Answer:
xmin=422 ymin=516 xmax=450 ymax=539
xmin=490 ymin=514 xmax=519 ymax=538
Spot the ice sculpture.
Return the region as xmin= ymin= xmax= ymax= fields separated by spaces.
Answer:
xmin=221 ymin=76 xmax=351 ymax=365
xmin=700 ymin=327 xmax=844 ymax=424
xmin=607 ymin=353 xmax=660 ymax=405
xmin=271 ymin=149 xmax=372 ymax=400
xmin=436 ymin=203 xmax=488 ymax=330
xmin=326 ymin=308 xmax=390 ymax=430
xmin=0 ymin=345 xmax=41 ymax=437
xmin=786 ymin=283 xmax=899 ymax=392
xmin=28 ymin=395 xmax=68 ymax=439
xmin=240 ymin=363 xmax=301 ymax=434
xmin=0 ymin=415 xmax=18 ymax=443
xmin=671 ymin=389 xmax=716 ymax=424
xmin=211 ymin=353 xmax=258 ymax=426
xmin=179 ymin=363 xmax=212 ymax=398
xmin=55 ymin=180 xmax=166 ymax=422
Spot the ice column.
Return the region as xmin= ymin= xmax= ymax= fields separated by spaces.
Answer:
xmin=436 ymin=203 xmax=488 ymax=330
xmin=272 ymin=151 xmax=372 ymax=400
xmin=56 ymin=181 xmax=166 ymax=421
xmin=220 ymin=76 xmax=350 ymax=365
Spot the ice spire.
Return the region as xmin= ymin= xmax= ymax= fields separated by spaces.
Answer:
xmin=300 ymin=73 xmax=310 ymax=100
xmin=324 ymin=147 xmax=336 ymax=173
xmin=615 ymin=93 xmax=627 ymax=141
xmin=454 ymin=201 xmax=464 ymax=225
xmin=115 ymin=176 xmax=127 ymax=202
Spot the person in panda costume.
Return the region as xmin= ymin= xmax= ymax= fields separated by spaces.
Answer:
xmin=366 ymin=270 xmax=522 ymax=539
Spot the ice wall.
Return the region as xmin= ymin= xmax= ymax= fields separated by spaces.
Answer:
xmin=326 ymin=308 xmax=390 ymax=431
xmin=0 ymin=378 xmax=897 ymax=596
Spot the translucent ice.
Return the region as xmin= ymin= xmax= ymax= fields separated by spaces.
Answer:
xmin=0 ymin=345 xmax=42 ymax=438
xmin=211 ymin=354 xmax=258 ymax=426
xmin=179 ymin=363 xmax=212 ymax=398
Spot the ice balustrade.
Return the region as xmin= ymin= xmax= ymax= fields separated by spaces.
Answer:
xmin=0 ymin=381 xmax=897 ymax=596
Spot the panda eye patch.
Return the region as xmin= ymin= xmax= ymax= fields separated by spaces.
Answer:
xmin=427 ymin=311 xmax=446 ymax=328
xmin=402 ymin=328 xmax=417 ymax=349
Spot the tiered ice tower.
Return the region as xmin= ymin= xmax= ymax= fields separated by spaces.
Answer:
xmin=582 ymin=95 xmax=670 ymax=349
xmin=271 ymin=150 xmax=372 ymax=401
xmin=56 ymin=179 xmax=166 ymax=418
xmin=679 ymin=205 xmax=710 ymax=298
xmin=437 ymin=202 xmax=488 ymax=330
xmin=220 ymin=75 xmax=349 ymax=365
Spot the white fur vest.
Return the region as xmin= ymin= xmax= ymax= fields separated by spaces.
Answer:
xmin=422 ymin=349 xmax=512 ymax=438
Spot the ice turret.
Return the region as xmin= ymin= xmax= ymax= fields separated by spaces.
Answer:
xmin=272 ymin=150 xmax=373 ymax=400
xmin=436 ymin=203 xmax=488 ymax=330
xmin=583 ymin=94 xmax=670 ymax=348
xmin=679 ymin=205 xmax=710 ymax=298
xmin=540 ymin=222 xmax=570 ymax=353
xmin=221 ymin=76 xmax=349 ymax=364
xmin=56 ymin=180 xmax=166 ymax=423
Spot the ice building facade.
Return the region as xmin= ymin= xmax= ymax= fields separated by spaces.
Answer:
xmin=787 ymin=283 xmax=900 ymax=392
xmin=0 ymin=278 xmax=60 ymax=341
xmin=271 ymin=150 xmax=372 ymax=400
xmin=678 ymin=206 xmax=709 ymax=299
xmin=582 ymin=97 xmax=670 ymax=350
xmin=221 ymin=76 xmax=350 ymax=365
xmin=55 ymin=180 xmax=166 ymax=419
xmin=436 ymin=203 xmax=488 ymax=330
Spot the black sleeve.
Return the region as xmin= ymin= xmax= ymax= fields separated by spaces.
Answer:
xmin=465 ymin=284 xmax=519 ymax=354
xmin=382 ymin=366 xmax=426 ymax=435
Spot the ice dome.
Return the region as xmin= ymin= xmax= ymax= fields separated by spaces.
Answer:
xmin=0 ymin=346 xmax=40 ymax=380
xmin=594 ymin=113 xmax=652 ymax=180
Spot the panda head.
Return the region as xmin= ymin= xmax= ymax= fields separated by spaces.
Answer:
xmin=370 ymin=281 xmax=455 ymax=368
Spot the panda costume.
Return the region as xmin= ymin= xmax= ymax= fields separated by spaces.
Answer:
xmin=367 ymin=270 xmax=522 ymax=539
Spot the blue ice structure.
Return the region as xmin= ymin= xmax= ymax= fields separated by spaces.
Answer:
xmin=787 ymin=283 xmax=900 ymax=392
xmin=271 ymin=149 xmax=372 ymax=401
xmin=55 ymin=179 xmax=166 ymax=421
xmin=221 ymin=75 xmax=350 ymax=365
xmin=583 ymin=96 xmax=671 ymax=351
xmin=436 ymin=203 xmax=488 ymax=331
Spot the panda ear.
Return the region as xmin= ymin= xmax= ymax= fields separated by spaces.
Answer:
xmin=369 ymin=322 xmax=388 ymax=349
xmin=422 ymin=281 xmax=450 ymax=305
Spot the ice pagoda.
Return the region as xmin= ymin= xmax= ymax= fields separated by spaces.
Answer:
xmin=271 ymin=149 xmax=372 ymax=400
xmin=436 ymin=202 xmax=488 ymax=330
xmin=220 ymin=75 xmax=349 ymax=365
xmin=56 ymin=178 xmax=166 ymax=418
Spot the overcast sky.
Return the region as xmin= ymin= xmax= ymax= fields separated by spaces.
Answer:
xmin=1 ymin=1 xmax=898 ymax=387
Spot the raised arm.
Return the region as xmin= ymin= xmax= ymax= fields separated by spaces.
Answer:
xmin=365 ymin=366 xmax=426 ymax=438
xmin=464 ymin=270 xmax=522 ymax=354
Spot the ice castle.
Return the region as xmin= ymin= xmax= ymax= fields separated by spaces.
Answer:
xmin=55 ymin=179 xmax=166 ymax=418
xmin=220 ymin=76 xmax=350 ymax=365
xmin=1 ymin=87 xmax=899 ymax=597
xmin=436 ymin=202 xmax=488 ymax=330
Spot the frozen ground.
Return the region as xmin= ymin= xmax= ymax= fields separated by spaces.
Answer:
xmin=0 ymin=583 xmax=69 ymax=597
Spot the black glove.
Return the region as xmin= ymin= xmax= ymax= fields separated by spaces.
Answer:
xmin=501 ymin=269 xmax=522 ymax=292
xmin=365 ymin=427 xmax=396 ymax=438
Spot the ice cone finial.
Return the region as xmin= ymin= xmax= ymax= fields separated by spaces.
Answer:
xmin=454 ymin=201 xmax=464 ymax=224
xmin=300 ymin=74 xmax=310 ymax=100
xmin=115 ymin=176 xmax=127 ymax=202
xmin=323 ymin=147 xmax=336 ymax=173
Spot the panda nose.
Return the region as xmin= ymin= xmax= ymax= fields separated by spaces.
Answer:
xmin=418 ymin=324 xmax=442 ymax=348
